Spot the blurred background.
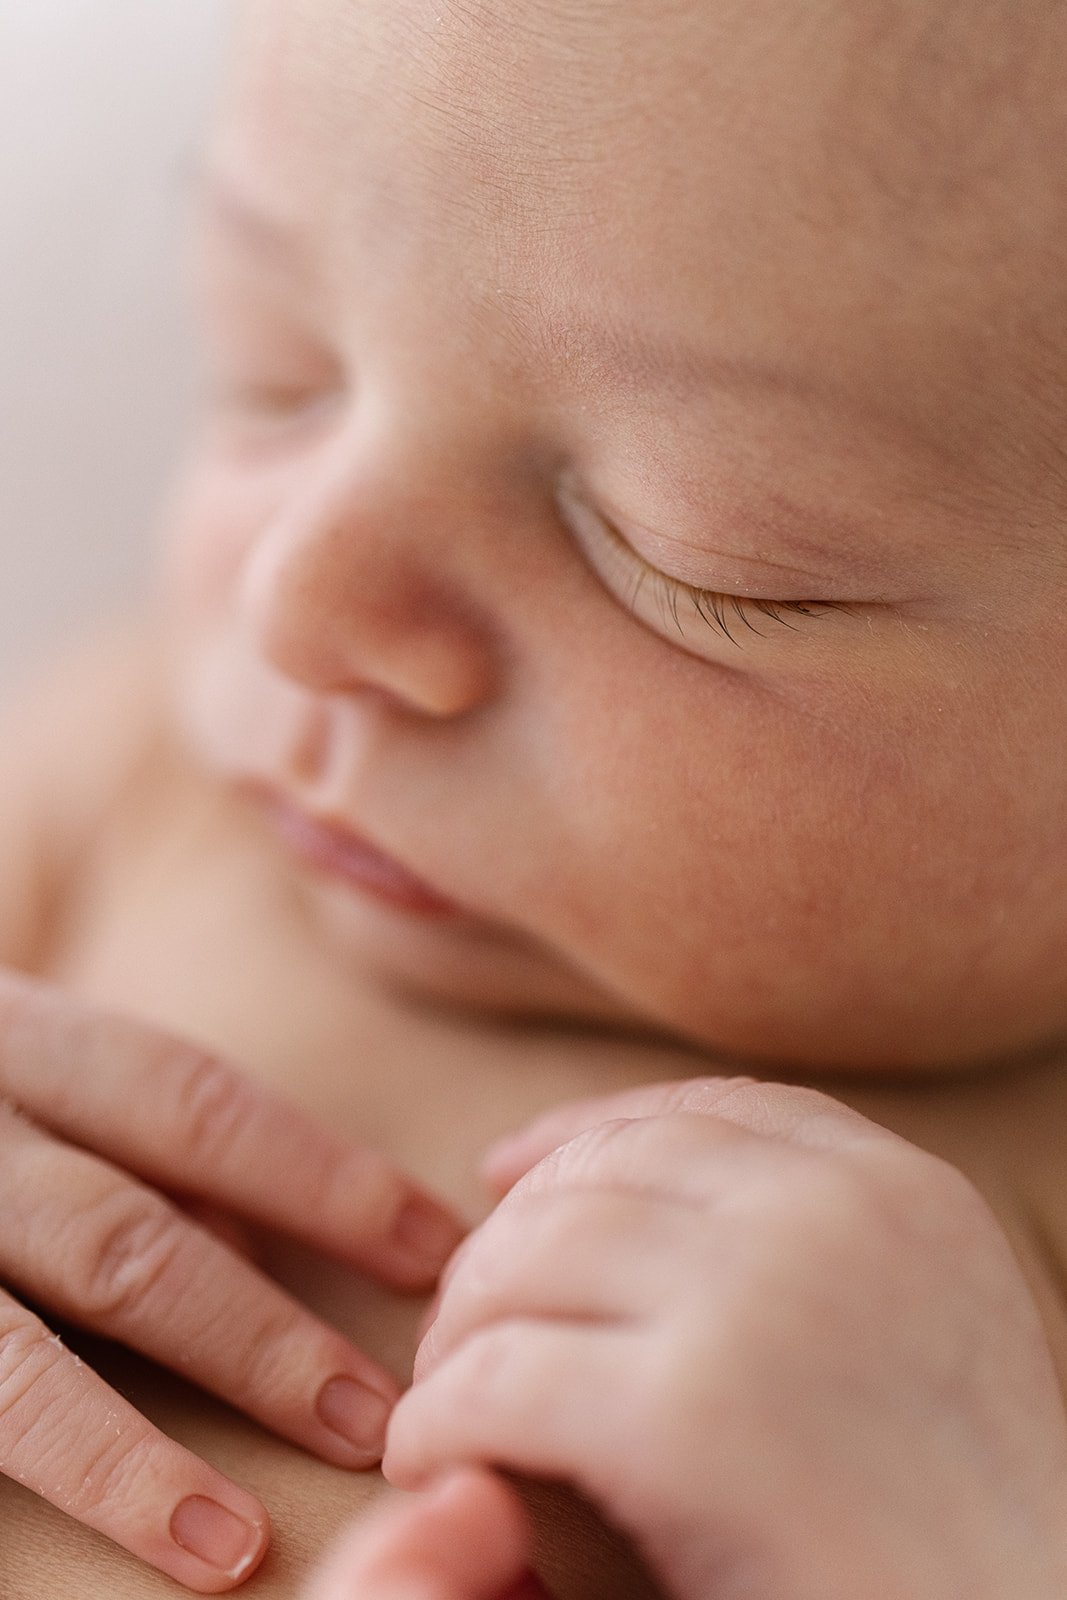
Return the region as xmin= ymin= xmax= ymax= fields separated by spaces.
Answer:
xmin=0 ymin=0 xmax=228 ymax=685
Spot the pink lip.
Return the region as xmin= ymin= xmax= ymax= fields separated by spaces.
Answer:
xmin=256 ymin=790 xmax=464 ymax=917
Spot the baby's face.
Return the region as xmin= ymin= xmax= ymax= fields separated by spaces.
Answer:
xmin=164 ymin=0 xmax=1067 ymax=1071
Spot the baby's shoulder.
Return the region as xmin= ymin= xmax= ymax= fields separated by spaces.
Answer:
xmin=0 ymin=610 xmax=168 ymax=970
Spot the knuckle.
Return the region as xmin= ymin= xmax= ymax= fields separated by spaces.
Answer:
xmin=508 ymin=1190 xmax=620 ymax=1273
xmin=0 ymin=1315 xmax=60 ymax=1427
xmin=667 ymin=1074 xmax=760 ymax=1115
xmin=319 ymin=1146 xmax=399 ymax=1240
xmin=865 ymin=1141 xmax=994 ymax=1249
xmin=74 ymin=1191 xmax=187 ymax=1323
xmin=455 ymin=1323 xmax=518 ymax=1409
xmin=544 ymin=1116 xmax=641 ymax=1181
xmin=68 ymin=1425 xmax=156 ymax=1521
xmin=747 ymin=1149 xmax=876 ymax=1259
xmin=801 ymin=1147 xmax=875 ymax=1217
xmin=230 ymin=1302 xmax=309 ymax=1403
xmin=0 ymin=1314 xmax=172 ymax=1522
xmin=166 ymin=1045 xmax=250 ymax=1167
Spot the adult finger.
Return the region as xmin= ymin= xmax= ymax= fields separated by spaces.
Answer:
xmin=0 ymin=1104 xmax=400 ymax=1467
xmin=0 ymin=971 xmax=463 ymax=1288
xmin=0 ymin=1295 xmax=269 ymax=1592
xmin=483 ymin=1076 xmax=890 ymax=1193
xmin=304 ymin=1471 xmax=542 ymax=1600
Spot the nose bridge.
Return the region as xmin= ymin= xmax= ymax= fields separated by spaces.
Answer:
xmin=238 ymin=421 xmax=510 ymax=717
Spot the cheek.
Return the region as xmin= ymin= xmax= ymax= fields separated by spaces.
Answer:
xmin=540 ymin=649 xmax=1053 ymax=1063
xmin=557 ymin=665 xmax=892 ymax=933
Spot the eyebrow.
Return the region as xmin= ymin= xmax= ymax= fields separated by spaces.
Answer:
xmin=195 ymin=170 xmax=947 ymax=475
xmin=197 ymin=171 xmax=813 ymax=391
xmin=554 ymin=315 xmax=830 ymax=409
xmin=196 ymin=169 xmax=312 ymax=277
xmin=561 ymin=308 xmax=969 ymax=488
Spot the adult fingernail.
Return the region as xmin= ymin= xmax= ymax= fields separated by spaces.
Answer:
xmin=171 ymin=1495 xmax=265 ymax=1579
xmin=316 ymin=1376 xmax=393 ymax=1456
xmin=394 ymin=1197 xmax=464 ymax=1268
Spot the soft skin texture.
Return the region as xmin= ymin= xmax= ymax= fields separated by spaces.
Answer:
xmin=302 ymin=1470 xmax=546 ymax=1600
xmin=0 ymin=694 xmax=718 ymax=1600
xmin=4 ymin=0 xmax=1067 ymax=1594
xmin=385 ymin=1082 xmax=1067 ymax=1600
xmin=163 ymin=0 xmax=1067 ymax=1072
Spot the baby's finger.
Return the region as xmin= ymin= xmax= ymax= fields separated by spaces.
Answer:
xmin=416 ymin=1189 xmax=681 ymax=1380
xmin=483 ymin=1075 xmax=888 ymax=1192
xmin=1 ymin=1105 xmax=400 ymax=1467
xmin=304 ymin=1470 xmax=540 ymax=1600
xmin=481 ymin=1077 xmax=755 ymax=1191
xmin=0 ymin=971 xmax=463 ymax=1288
xmin=385 ymin=1321 xmax=636 ymax=1495
xmin=0 ymin=1293 xmax=269 ymax=1592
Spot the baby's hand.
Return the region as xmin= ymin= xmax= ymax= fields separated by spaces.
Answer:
xmin=303 ymin=1469 xmax=546 ymax=1600
xmin=0 ymin=969 xmax=463 ymax=1593
xmin=382 ymin=1079 xmax=1067 ymax=1600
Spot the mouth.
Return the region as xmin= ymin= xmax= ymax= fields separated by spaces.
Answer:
xmin=249 ymin=786 xmax=467 ymax=919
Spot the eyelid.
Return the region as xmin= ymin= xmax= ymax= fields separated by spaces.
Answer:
xmin=602 ymin=513 xmax=851 ymax=645
xmin=194 ymin=285 xmax=346 ymax=437
xmin=557 ymin=476 xmax=854 ymax=652
xmin=601 ymin=508 xmax=843 ymax=596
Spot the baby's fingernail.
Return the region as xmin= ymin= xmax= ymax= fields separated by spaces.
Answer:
xmin=316 ymin=1376 xmax=393 ymax=1456
xmin=171 ymin=1495 xmax=266 ymax=1580
xmin=394 ymin=1197 xmax=464 ymax=1268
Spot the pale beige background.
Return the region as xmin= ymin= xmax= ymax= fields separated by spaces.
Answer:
xmin=0 ymin=0 xmax=228 ymax=687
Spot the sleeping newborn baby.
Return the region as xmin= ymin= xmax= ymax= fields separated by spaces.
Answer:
xmin=2 ymin=0 xmax=1067 ymax=1594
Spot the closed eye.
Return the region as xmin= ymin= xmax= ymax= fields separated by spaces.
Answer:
xmin=561 ymin=484 xmax=854 ymax=653
xmin=619 ymin=539 xmax=852 ymax=648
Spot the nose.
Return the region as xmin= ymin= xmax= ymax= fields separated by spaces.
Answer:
xmin=237 ymin=450 xmax=500 ymax=719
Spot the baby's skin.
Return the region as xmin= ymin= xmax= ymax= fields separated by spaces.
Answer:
xmin=3 ymin=0 xmax=1067 ymax=1592
xmin=4 ymin=630 xmax=1067 ymax=1600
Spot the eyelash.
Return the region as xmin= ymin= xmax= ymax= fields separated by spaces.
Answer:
xmin=599 ymin=514 xmax=851 ymax=648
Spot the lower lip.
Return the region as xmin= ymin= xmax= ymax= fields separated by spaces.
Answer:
xmin=264 ymin=797 xmax=464 ymax=918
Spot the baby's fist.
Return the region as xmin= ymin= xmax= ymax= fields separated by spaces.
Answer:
xmin=388 ymin=1080 xmax=1067 ymax=1600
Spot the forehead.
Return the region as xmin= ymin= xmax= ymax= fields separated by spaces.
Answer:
xmin=218 ymin=0 xmax=1067 ymax=483
xmin=226 ymin=0 xmax=1063 ymax=230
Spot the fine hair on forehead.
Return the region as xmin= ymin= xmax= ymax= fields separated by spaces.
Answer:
xmin=528 ymin=0 xmax=1061 ymax=187
xmin=810 ymin=0 xmax=1067 ymax=226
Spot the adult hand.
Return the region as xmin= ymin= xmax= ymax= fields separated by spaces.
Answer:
xmin=0 ymin=969 xmax=463 ymax=1591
